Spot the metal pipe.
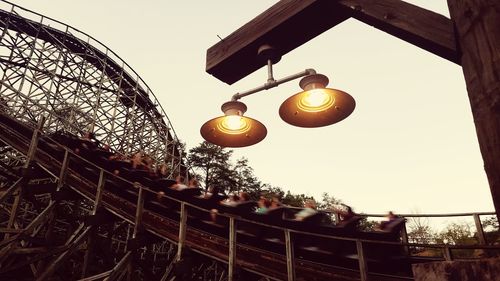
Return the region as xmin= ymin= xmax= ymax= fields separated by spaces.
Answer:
xmin=231 ymin=68 xmax=316 ymax=101
xmin=266 ymin=59 xmax=275 ymax=83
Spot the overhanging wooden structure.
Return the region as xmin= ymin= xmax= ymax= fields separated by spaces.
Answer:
xmin=206 ymin=0 xmax=458 ymax=85
xmin=205 ymin=0 xmax=500 ymax=222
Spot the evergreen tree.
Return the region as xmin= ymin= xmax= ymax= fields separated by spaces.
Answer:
xmin=187 ymin=141 xmax=233 ymax=190
xmin=233 ymin=157 xmax=262 ymax=195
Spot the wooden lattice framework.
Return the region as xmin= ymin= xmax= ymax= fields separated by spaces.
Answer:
xmin=0 ymin=1 xmax=186 ymax=175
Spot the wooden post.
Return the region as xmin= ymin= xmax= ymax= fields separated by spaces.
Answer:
xmin=443 ymin=245 xmax=453 ymax=261
xmin=473 ymin=213 xmax=487 ymax=245
xmin=447 ymin=0 xmax=500 ymax=222
xmin=176 ymin=202 xmax=187 ymax=260
xmin=25 ymin=116 xmax=45 ymax=165
xmin=56 ymin=150 xmax=70 ymax=191
xmin=228 ymin=217 xmax=237 ymax=281
xmin=284 ymin=229 xmax=295 ymax=281
xmin=356 ymin=240 xmax=368 ymax=281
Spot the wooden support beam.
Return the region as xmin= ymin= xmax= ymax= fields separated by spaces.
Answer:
xmin=77 ymin=270 xmax=112 ymax=281
xmin=21 ymin=201 xmax=56 ymax=238
xmin=0 ymin=228 xmax=22 ymax=234
xmin=56 ymin=150 xmax=70 ymax=191
xmin=0 ymin=177 xmax=24 ymax=205
xmin=24 ymin=116 xmax=45 ymax=167
xmin=159 ymin=258 xmax=175 ymax=281
xmin=0 ymin=245 xmax=70 ymax=275
xmin=447 ymin=0 xmax=500 ymax=223
xmin=36 ymin=225 xmax=93 ymax=281
xmin=473 ymin=214 xmax=486 ymax=245
xmin=206 ymin=0 xmax=457 ymax=84
xmin=104 ymin=251 xmax=132 ymax=281
xmin=11 ymin=246 xmax=65 ymax=255
xmin=355 ymin=240 xmax=368 ymax=281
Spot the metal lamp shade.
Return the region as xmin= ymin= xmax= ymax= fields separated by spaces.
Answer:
xmin=279 ymin=88 xmax=355 ymax=128
xmin=200 ymin=115 xmax=267 ymax=147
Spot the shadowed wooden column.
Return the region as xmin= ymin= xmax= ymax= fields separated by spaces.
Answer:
xmin=447 ymin=0 xmax=500 ymax=222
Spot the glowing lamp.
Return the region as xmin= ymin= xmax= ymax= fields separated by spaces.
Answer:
xmin=279 ymin=74 xmax=355 ymax=127
xmin=200 ymin=101 xmax=267 ymax=147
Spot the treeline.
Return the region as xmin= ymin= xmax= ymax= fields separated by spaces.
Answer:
xmin=184 ymin=141 xmax=499 ymax=250
xmin=186 ymin=141 xmax=342 ymax=208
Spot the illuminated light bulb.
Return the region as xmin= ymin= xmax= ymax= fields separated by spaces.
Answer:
xmin=298 ymin=89 xmax=335 ymax=112
xmin=303 ymin=89 xmax=330 ymax=107
xmin=222 ymin=115 xmax=245 ymax=131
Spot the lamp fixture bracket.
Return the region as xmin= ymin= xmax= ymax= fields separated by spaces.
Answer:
xmin=257 ymin=44 xmax=281 ymax=64
xmin=221 ymin=100 xmax=247 ymax=115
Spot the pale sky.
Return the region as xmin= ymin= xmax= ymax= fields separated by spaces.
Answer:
xmin=7 ymin=0 xmax=494 ymax=215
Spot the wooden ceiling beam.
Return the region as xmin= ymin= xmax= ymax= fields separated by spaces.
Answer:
xmin=205 ymin=0 xmax=350 ymax=85
xmin=205 ymin=0 xmax=458 ymax=85
xmin=338 ymin=0 xmax=458 ymax=64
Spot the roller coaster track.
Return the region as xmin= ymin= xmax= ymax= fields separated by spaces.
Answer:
xmin=0 ymin=2 xmax=498 ymax=281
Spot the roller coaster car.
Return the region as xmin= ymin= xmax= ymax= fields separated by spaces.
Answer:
xmin=218 ymin=201 xmax=258 ymax=217
xmin=176 ymin=187 xmax=203 ymax=197
xmin=355 ymin=218 xmax=408 ymax=258
xmin=118 ymin=167 xmax=152 ymax=183
xmin=48 ymin=132 xmax=83 ymax=151
xmin=293 ymin=215 xmax=364 ymax=258
xmin=0 ymin=112 xmax=32 ymax=138
xmin=105 ymin=159 xmax=131 ymax=172
xmin=38 ymin=136 xmax=65 ymax=159
xmin=150 ymin=178 xmax=176 ymax=192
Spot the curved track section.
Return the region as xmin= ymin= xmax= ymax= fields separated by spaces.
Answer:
xmin=0 ymin=1 xmax=186 ymax=175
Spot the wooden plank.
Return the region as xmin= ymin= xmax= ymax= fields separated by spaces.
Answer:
xmin=206 ymin=0 xmax=458 ymax=84
xmin=206 ymin=0 xmax=350 ymax=84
